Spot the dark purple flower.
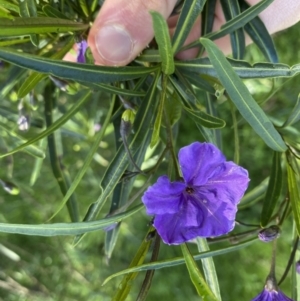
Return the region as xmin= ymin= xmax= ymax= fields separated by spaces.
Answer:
xmin=251 ymin=279 xmax=294 ymax=301
xmin=76 ymin=40 xmax=88 ymax=63
xmin=142 ymin=142 xmax=250 ymax=245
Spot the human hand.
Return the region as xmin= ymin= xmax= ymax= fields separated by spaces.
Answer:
xmin=87 ymin=0 xmax=300 ymax=66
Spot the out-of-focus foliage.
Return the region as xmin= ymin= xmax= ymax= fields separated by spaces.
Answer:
xmin=0 ymin=0 xmax=300 ymax=300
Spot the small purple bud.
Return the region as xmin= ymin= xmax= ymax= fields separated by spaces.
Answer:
xmin=258 ymin=225 xmax=280 ymax=243
xmin=76 ymin=40 xmax=88 ymax=63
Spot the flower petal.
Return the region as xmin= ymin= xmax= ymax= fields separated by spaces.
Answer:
xmin=179 ymin=142 xmax=225 ymax=186
xmin=204 ymin=161 xmax=250 ymax=207
xmin=142 ymin=176 xmax=185 ymax=215
xmin=153 ymin=196 xmax=206 ymax=245
xmin=251 ymin=289 xmax=294 ymax=301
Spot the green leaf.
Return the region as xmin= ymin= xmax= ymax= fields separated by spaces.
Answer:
xmin=183 ymin=106 xmax=225 ymax=129
xmin=0 ymin=204 xmax=143 ymax=236
xmin=78 ymin=0 xmax=89 ymax=17
xmin=176 ymin=58 xmax=300 ymax=79
xmin=240 ymin=0 xmax=278 ymax=63
xmin=172 ymin=0 xmax=206 ymax=54
xmin=260 ymin=152 xmax=283 ymax=226
xmin=18 ymin=36 xmax=75 ymax=98
xmin=150 ymin=11 xmax=174 ymax=74
xmin=0 ymin=17 xmax=88 ymax=36
xmin=287 ymin=157 xmax=300 ymax=236
xmin=196 ymin=238 xmax=222 ymax=301
xmin=111 ymin=227 xmax=154 ymax=301
xmin=181 ymin=243 xmax=218 ymax=300
xmin=18 ymin=0 xmax=39 ymax=46
xmin=0 ymin=47 xmax=159 ymax=84
xmin=205 ymin=0 xmax=273 ymax=41
xmin=220 ymin=0 xmax=245 ymax=59
xmin=201 ymin=1 xmax=217 ymax=36
xmin=48 ymin=95 xmax=115 ymax=220
xmin=150 ymin=75 xmax=166 ymax=148
xmin=200 ymin=38 xmax=287 ymax=152
xmin=42 ymin=4 xmax=70 ymax=19
xmin=0 ymin=90 xmax=91 ymax=158
xmin=0 ymin=5 xmax=14 ymax=19
xmin=0 ymin=0 xmax=19 ymax=13
xmin=282 ymin=93 xmax=300 ymax=128
xmin=164 ymin=89 xmax=182 ymax=126
xmin=102 ymin=237 xmax=256 ymax=284
xmin=184 ymin=0 xmax=274 ymax=50
xmin=30 ymin=138 xmax=47 ymax=186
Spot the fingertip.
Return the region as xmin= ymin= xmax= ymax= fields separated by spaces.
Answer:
xmin=88 ymin=0 xmax=177 ymax=66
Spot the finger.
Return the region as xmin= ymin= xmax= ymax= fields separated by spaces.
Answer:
xmin=88 ymin=0 xmax=177 ymax=66
xmin=248 ymin=0 xmax=300 ymax=34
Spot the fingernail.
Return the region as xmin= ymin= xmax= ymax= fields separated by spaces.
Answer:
xmin=95 ymin=24 xmax=133 ymax=64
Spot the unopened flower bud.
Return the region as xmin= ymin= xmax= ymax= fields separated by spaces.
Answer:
xmin=258 ymin=225 xmax=280 ymax=242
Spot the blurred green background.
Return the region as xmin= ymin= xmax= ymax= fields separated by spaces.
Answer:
xmin=0 ymin=19 xmax=299 ymax=301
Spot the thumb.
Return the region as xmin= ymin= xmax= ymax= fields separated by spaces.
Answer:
xmin=88 ymin=0 xmax=177 ymax=66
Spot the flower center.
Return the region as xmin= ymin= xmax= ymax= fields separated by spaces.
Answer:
xmin=185 ymin=187 xmax=194 ymax=194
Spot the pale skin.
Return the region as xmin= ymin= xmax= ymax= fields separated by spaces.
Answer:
xmin=86 ymin=0 xmax=300 ymax=66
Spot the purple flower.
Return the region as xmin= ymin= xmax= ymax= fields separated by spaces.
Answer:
xmin=142 ymin=142 xmax=250 ymax=245
xmin=251 ymin=279 xmax=294 ymax=301
xmin=76 ymin=40 xmax=88 ymax=63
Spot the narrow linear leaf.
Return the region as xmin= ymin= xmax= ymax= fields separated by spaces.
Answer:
xmin=260 ymin=152 xmax=282 ymax=226
xmin=102 ymin=237 xmax=256 ymax=285
xmin=19 ymin=0 xmax=39 ymax=46
xmin=184 ymin=0 xmax=274 ymax=50
xmin=0 ymin=5 xmax=14 ymax=19
xmin=172 ymin=0 xmax=206 ymax=54
xmin=18 ymin=36 xmax=75 ymax=98
xmin=0 ymin=204 xmax=143 ymax=236
xmin=181 ymin=243 xmax=218 ymax=301
xmin=42 ymin=5 xmax=70 ymax=19
xmin=220 ymin=0 xmax=245 ymax=59
xmin=78 ymin=0 xmax=89 ymax=17
xmin=0 ymin=1 xmax=19 ymax=13
xmin=201 ymin=38 xmax=287 ymax=152
xmin=287 ymin=157 xmax=300 ymax=236
xmin=282 ymin=93 xmax=300 ymax=128
xmin=150 ymin=75 xmax=167 ymax=147
xmin=48 ymin=96 xmax=115 ymax=220
xmin=0 ymin=17 xmax=88 ymax=36
xmin=0 ymin=47 xmax=159 ymax=84
xmin=30 ymin=138 xmax=47 ymax=186
xmin=196 ymin=238 xmax=222 ymax=301
xmin=136 ymin=233 xmax=160 ymax=301
xmin=201 ymin=0 xmax=217 ymax=35
xmin=184 ymin=106 xmax=225 ymax=129
xmin=150 ymin=11 xmax=174 ymax=74
xmin=176 ymin=58 xmax=300 ymax=79
xmin=111 ymin=227 xmax=154 ymax=301
xmin=240 ymin=0 xmax=278 ymax=63
xmin=206 ymin=0 xmax=273 ymax=41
